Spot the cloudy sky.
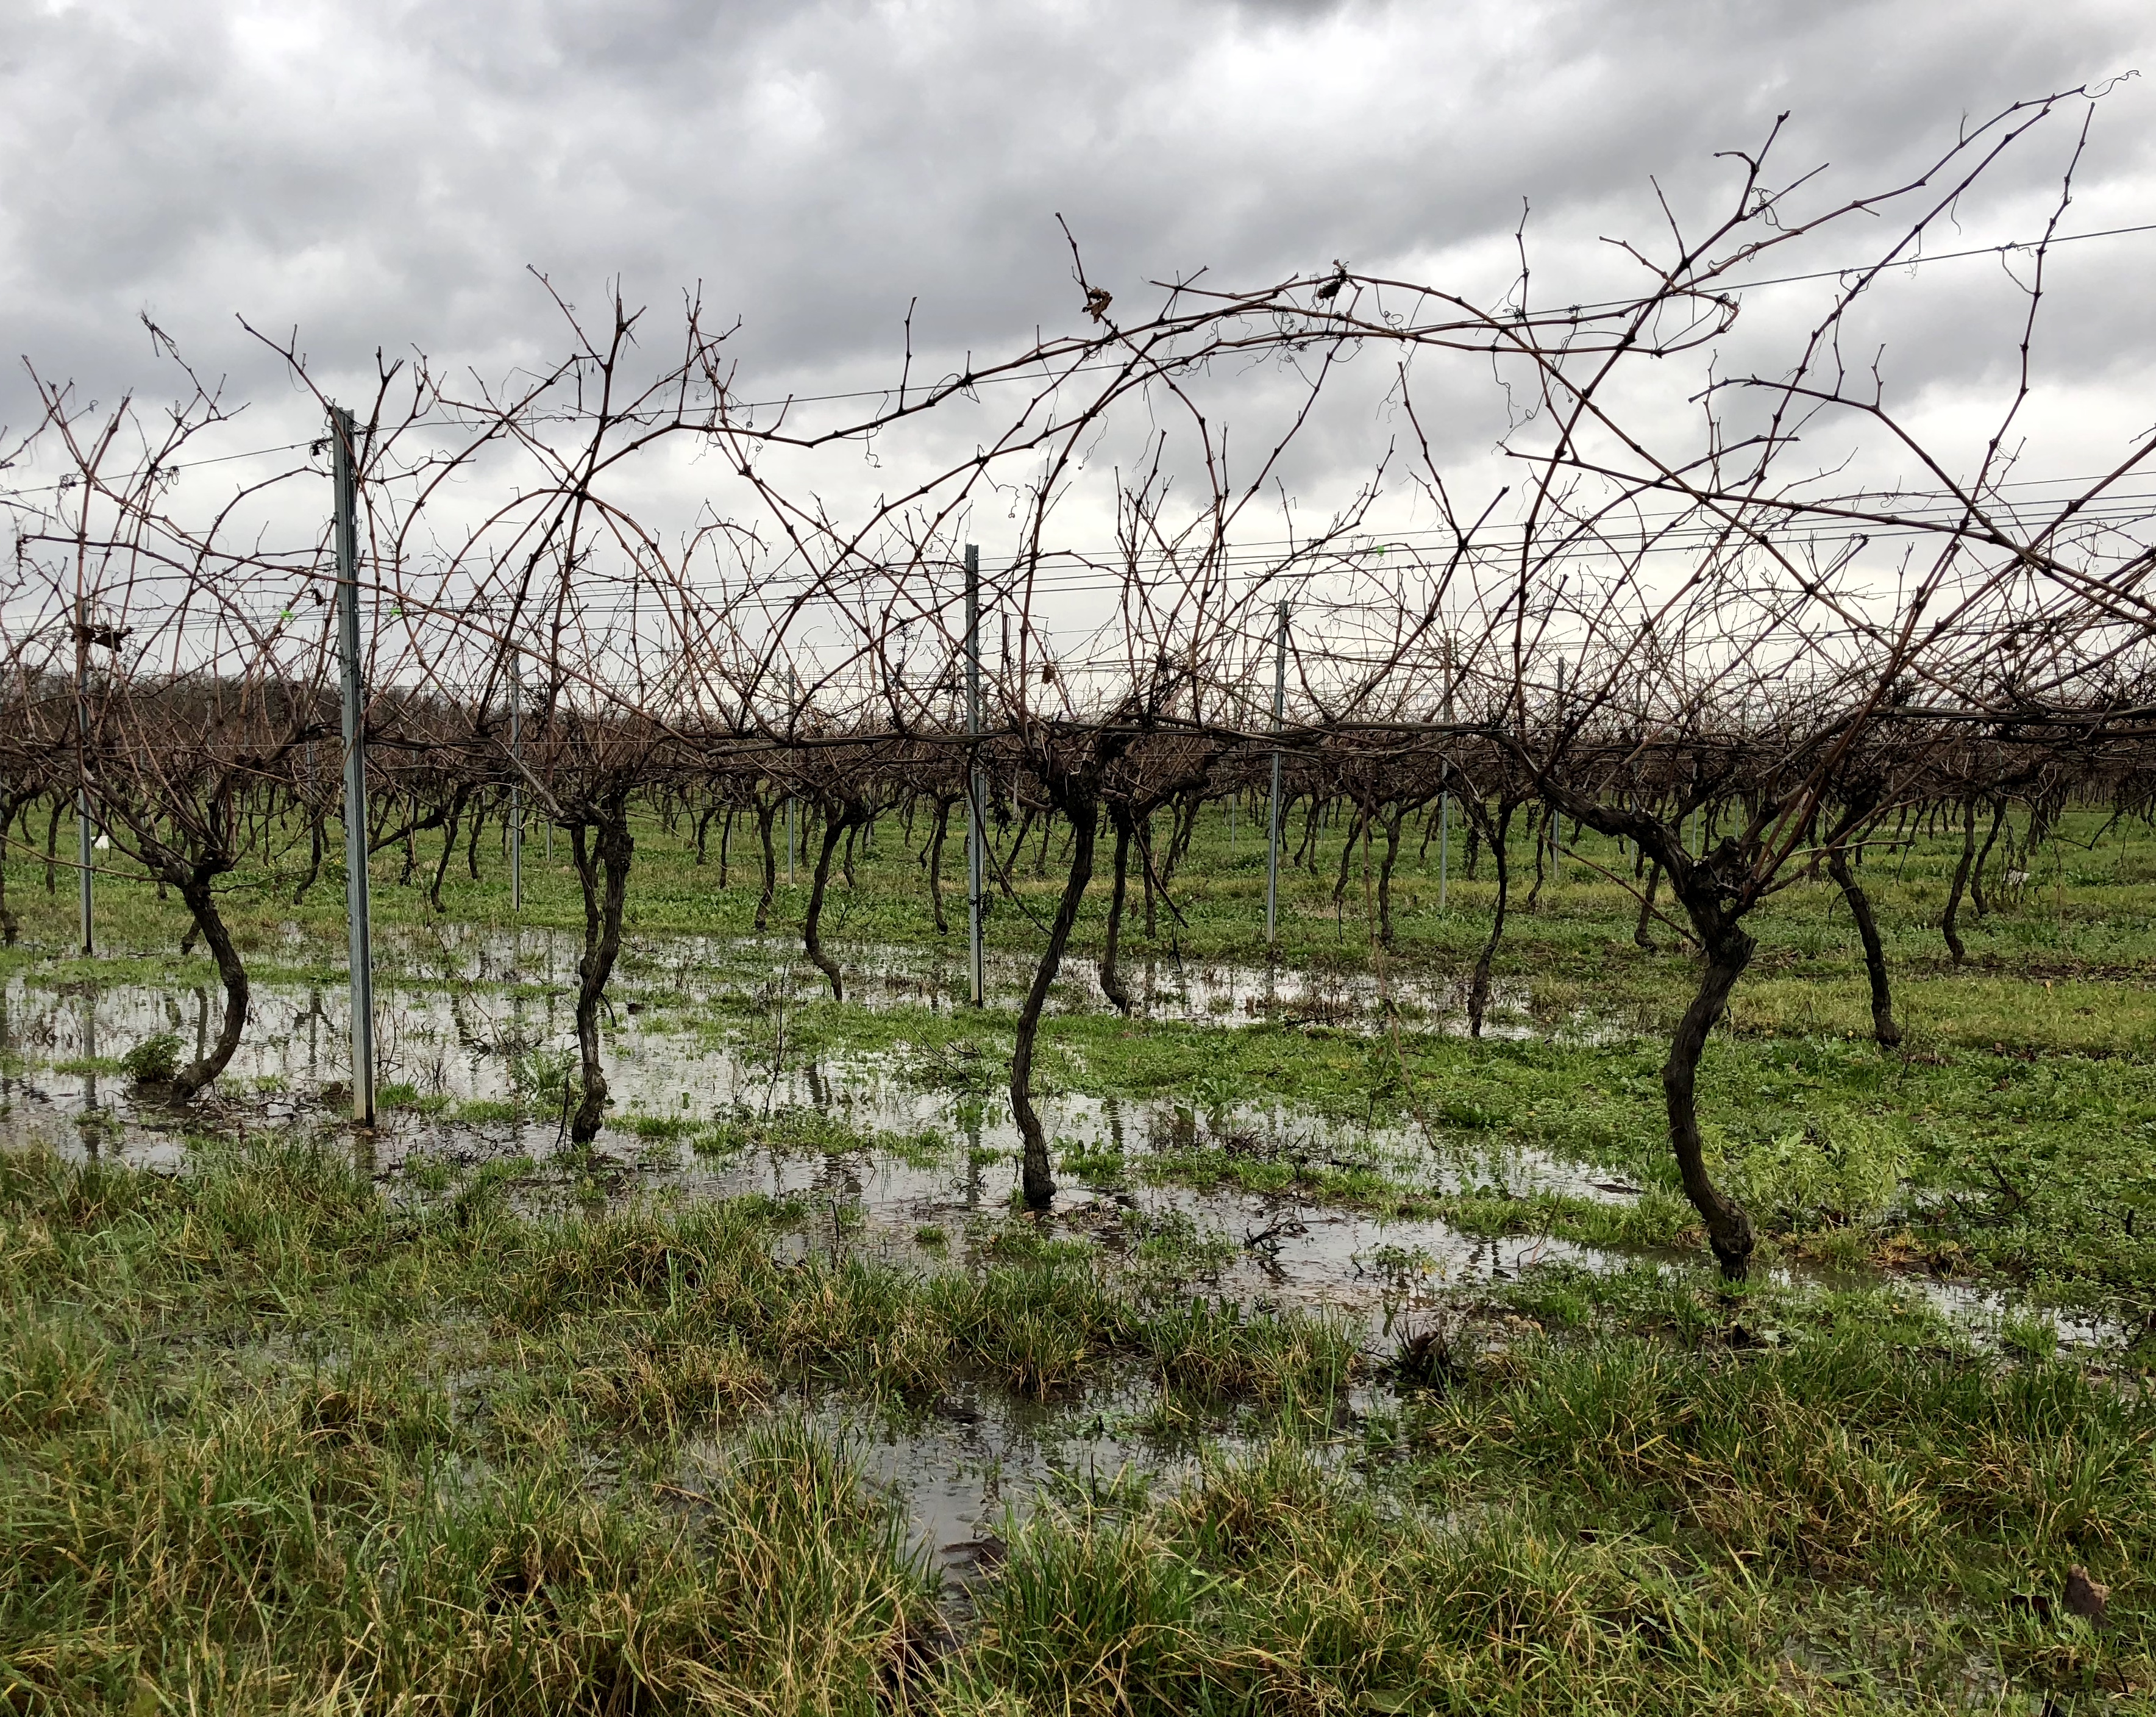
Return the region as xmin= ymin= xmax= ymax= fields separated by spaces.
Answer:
xmin=2 ymin=0 xmax=2146 ymax=389
xmin=4 ymin=0 xmax=2154 ymax=632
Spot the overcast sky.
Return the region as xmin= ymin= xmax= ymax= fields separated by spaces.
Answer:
xmin=5 ymin=0 xmax=2155 ymax=635
xmin=2 ymin=0 xmax=2147 ymax=391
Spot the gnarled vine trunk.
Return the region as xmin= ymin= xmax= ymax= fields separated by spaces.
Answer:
xmin=803 ymin=803 xmax=864 ymax=1000
xmin=1099 ymin=808 xmax=1133 ymax=1014
xmin=1662 ymin=907 xmax=1759 ymax=1279
xmin=924 ymin=796 xmax=952 ymax=935
xmin=567 ymin=805 xmax=633 ymax=1144
xmin=1827 ymin=845 xmax=1901 ymax=1047
xmin=1376 ymin=806 xmax=1406 ymax=947
xmin=1969 ymin=795 xmax=2007 ymax=918
xmin=1941 ymin=797 xmax=1977 ymax=964
xmin=1467 ymin=802 xmax=1512 ymax=1037
xmin=1012 ymin=798 xmax=1097 ymax=1210
xmin=753 ymin=799 xmax=779 ymax=932
xmin=1634 ymin=859 xmax=1661 ymax=951
xmin=173 ymin=868 xmax=248 ymax=1099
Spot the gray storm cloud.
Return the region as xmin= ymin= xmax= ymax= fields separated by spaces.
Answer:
xmin=2 ymin=0 xmax=2153 ymax=612
xmin=4 ymin=0 xmax=2150 ymax=405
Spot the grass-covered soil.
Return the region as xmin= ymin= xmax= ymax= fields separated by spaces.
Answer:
xmin=3 ymin=1140 xmax=2149 ymax=1713
xmin=3 ymin=801 xmax=2155 ymax=1708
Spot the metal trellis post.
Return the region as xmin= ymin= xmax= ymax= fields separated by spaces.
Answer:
xmin=786 ymin=666 xmax=798 ymax=885
xmin=1550 ymin=654 xmax=1565 ymax=870
xmin=509 ymin=650 xmax=522 ymax=912
xmin=1264 ymin=601 xmax=1289 ymax=946
xmin=966 ymin=544 xmax=986 ymax=1007
xmin=74 ymin=596 xmax=92 ymax=955
xmin=332 ymin=405 xmax=376 ymax=1127
xmin=1439 ymin=634 xmax=1452 ymax=913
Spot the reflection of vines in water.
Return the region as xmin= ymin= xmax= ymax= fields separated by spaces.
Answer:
xmin=757 ymin=962 xmax=800 ymax=1124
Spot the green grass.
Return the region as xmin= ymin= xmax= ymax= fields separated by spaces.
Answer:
xmin=7 ymin=801 xmax=2156 ymax=1707
xmin=6 ymin=1126 xmax=2154 ymax=1711
xmin=9 ymin=804 xmax=2156 ymax=1318
xmin=0 ymin=1138 xmax=1364 ymax=1711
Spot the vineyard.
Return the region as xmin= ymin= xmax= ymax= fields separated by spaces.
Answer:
xmin=6 ymin=93 xmax=2156 ymax=1713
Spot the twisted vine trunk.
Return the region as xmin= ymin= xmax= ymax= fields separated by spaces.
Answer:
xmin=1139 ymin=814 xmax=1158 ymax=938
xmin=568 ymin=807 xmax=633 ymax=1144
xmin=803 ymin=804 xmax=863 ymax=1001
xmin=1942 ymin=797 xmax=1977 ymax=964
xmin=1663 ymin=912 xmax=1758 ymax=1279
xmin=1634 ymin=860 xmax=1661 ymax=951
xmin=753 ymin=799 xmax=778 ymax=932
xmin=1376 ymin=807 xmax=1406 ymax=947
xmin=924 ymin=796 xmax=952 ymax=935
xmin=1099 ymin=809 xmax=1133 ymax=1014
xmin=1543 ymin=784 xmax=1764 ymax=1281
xmin=1970 ymin=796 xmax=2007 ymax=919
xmin=1467 ymin=803 xmax=1512 ymax=1037
xmin=1012 ymin=798 xmax=1097 ymax=1210
xmin=1827 ymin=846 xmax=1901 ymax=1047
xmin=173 ymin=868 xmax=247 ymax=1099
xmin=1524 ymin=806 xmax=1549 ymax=911
xmin=427 ymin=786 xmax=470 ymax=912
xmin=1332 ymin=804 xmax=1367 ymax=907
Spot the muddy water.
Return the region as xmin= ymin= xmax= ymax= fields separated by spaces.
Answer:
xmin=0 ymin=932 xmax=2106 ymax=1558
xmin=0 ymin=959 xmax=1617 ymax=1326
xmin=688 ymin=1372 xmax=1222 ymax=1584
xmin=365 ymin=918 xmax=1612 ymax=1038
xmin=1 ymin=946 xmax=1610 ymax=1573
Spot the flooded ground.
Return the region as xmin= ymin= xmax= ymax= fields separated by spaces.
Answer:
xmin=366 ymin=918 xmax=1610 ymax=1037
xmin=0 ymin=923 xmax=2110 ymax=1565
xmin=5 ymin=946 xmax=1590 ymax=1576
xmin=0 ymin=959 xmax=1616 ymax=1322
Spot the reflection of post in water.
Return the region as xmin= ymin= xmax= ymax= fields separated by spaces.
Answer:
xmin=962 ymin=1099 xmax=983 ymax=1211
xmin=508 ymin=989 xmax=527 ymax=1089
xmin=80 ymin=990 xmax=98 ymax=1114
xmin=1105 ymin=1095 xmax=1125 ymax=1160
xmin=805 ymin=1059 xmax=828 ymax=1112
xmin=192 ymin=987 xmax=209 ymax=1065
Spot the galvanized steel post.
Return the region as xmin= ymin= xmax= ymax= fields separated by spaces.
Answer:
xmin=1439 ymin=634 xmax=1453 ymax=912
xmin=966 ymin=544 xmax=986 ymax=1006
xmin=1264 ymin=601 xmax=1289 ymax=945
xmin=74 ymin=596 xmax=93 ymax=955
xmin=332 ymin=406 xmax=376 ymax=1127
xmin=508 ymin=649 xmax=522 ymax=912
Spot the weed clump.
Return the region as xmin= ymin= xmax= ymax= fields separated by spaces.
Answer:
xmin=118 ymin=1030 xmax=182 ymax=1084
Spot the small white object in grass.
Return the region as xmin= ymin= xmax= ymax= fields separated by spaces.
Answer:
xmin=93 ymin=834 xmax=109 ymax=849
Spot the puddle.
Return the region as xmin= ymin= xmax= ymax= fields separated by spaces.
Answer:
xmin=695 ymin=1372 xmax=1210 ymax=1585
xmin=2 ymin=934 xmax=2121 ymax=1412
xmin=2 ymin=961 xmax=2107 ymax=1357
xmin=1787 ymin=1260 xmax=2126 ymax=1352
xmin=2 ymin=943 xmax=2124 ymax=1577
xmin=0 ymin=957 xmax=1624 ymax=1342
xmin=352 ymin=919 xmax=1623 ymax=1040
